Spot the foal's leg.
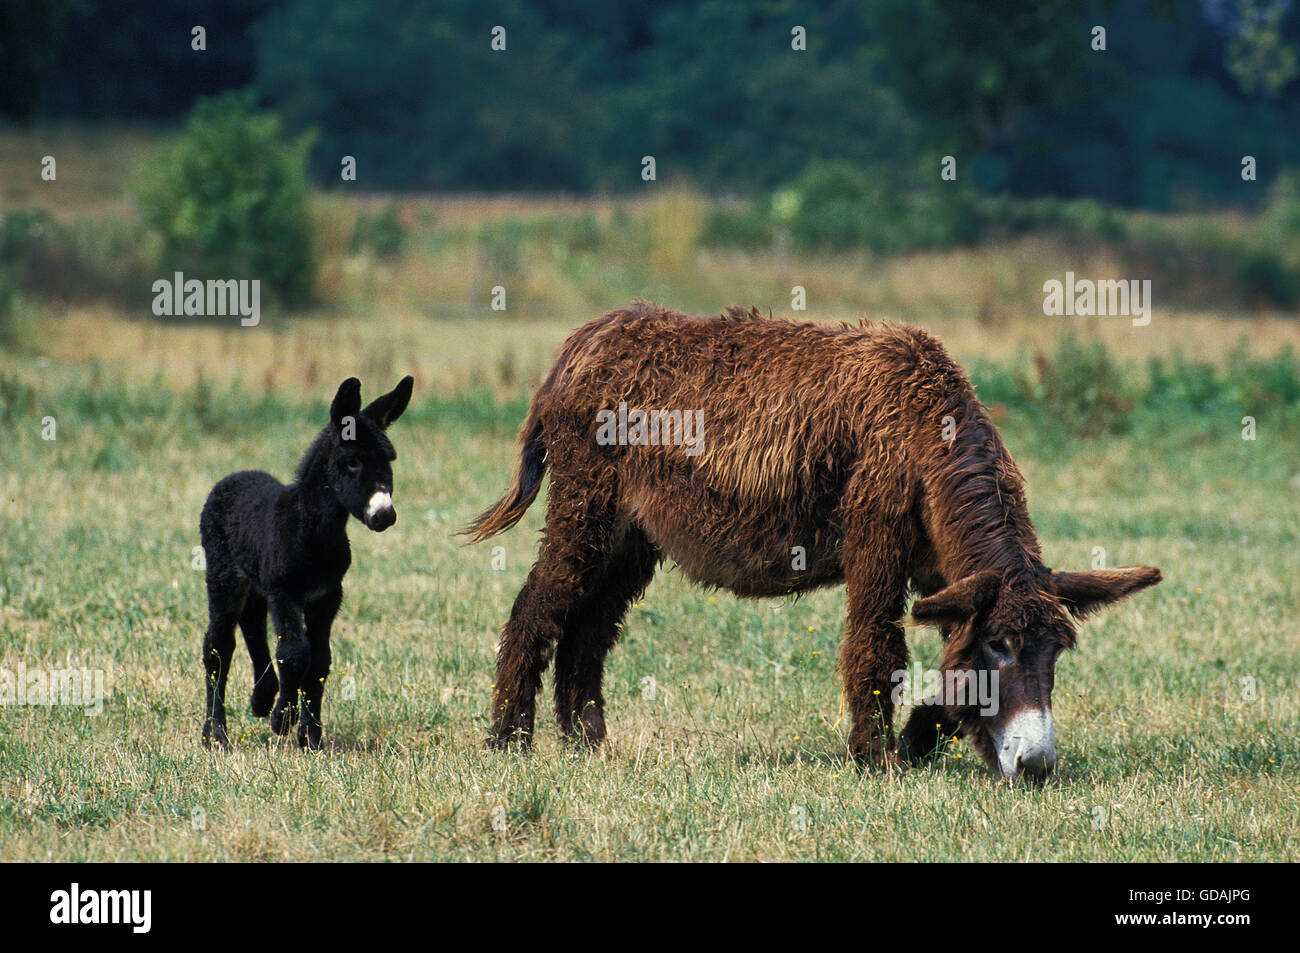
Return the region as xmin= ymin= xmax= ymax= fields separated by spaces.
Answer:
xmin=490 ymin=478 xmax=615 ymax=751
xmin=297 ymin=587 xmax=340 ymax=750
xmin=268 ymin=596 xmax=309 ymax=736
xmin=840 ymin=533 xmax=910 ymax=770
xmin=553 ymin=527 xmax=658 ymax=747
xmin=202 ymin=578 xmax=247 ymax=748
xmin=238 ymin=593 xmax=277 ymax=717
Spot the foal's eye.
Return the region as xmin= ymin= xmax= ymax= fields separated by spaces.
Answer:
xmin=346 ymin=460 xmax=362 ymax=474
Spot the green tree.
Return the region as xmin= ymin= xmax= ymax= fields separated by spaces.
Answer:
xmin=135 ymin=91 xmax=315 ymax=307
xmin=0 ymin=0 xmax=66 ymax=121
xmin=862 ymin=0 xmax=1094 ymax=151
xmin=1226 ymin=0 xmax=1300 ymax=97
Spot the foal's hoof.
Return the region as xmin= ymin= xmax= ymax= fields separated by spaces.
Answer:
xmin=250 ymin=679 xmax=278 ymax=718
xmin=296 ymin=725 xmax=323 ymax=750
xmin=269 ymin=704 xmax=297 ymax=736
xmin=202 ymin=722 xmax=229 ymax=749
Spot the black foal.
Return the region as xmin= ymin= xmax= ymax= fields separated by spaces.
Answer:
xmin=199 ymin=376 xmax=413 ymax=749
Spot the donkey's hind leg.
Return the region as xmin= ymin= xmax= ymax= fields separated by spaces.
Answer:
xmin=490 ymin=473 xmax=617 ymax=751
xmin=553 ymin=525 xmax=658 ymax=747
xmin=239 ymin=593 xmax=277 ymax=718
xmin=202 ymin=578 xmax=247 ymax=748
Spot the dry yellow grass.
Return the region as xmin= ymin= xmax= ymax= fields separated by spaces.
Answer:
xmin=25 ymin=302 xmax=1298 ymax=402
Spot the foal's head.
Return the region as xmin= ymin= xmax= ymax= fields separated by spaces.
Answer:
xmin=325 ymin=376 xmax=414 ymax=532
xmin=911 ymin=565 xmax=1161 ymax=781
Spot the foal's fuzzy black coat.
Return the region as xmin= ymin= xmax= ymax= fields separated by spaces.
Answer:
xmin=199 ymin=376 xmax=413 ymax=748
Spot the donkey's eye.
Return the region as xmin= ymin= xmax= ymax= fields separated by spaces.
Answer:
xmin=986 ymin=637 xmax=1012 ymax=660
xmin=346 ymin=460 xmax=362 ymax=474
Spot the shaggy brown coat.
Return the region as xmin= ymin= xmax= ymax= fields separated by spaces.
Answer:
xmin=468 ymin=302 xmax=1160 ymax=772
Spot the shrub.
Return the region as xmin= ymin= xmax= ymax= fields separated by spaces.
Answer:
xmin=0 ymin=267 xmax=39 ymax=352
xmin=134 ymin=90 xmax=316 ymax=308
xmin=701 ymin=200 xmax=773 ymax=249
xmin=1018 ymin=336 xmax=1138 ymax=438
xmin=744 ymin=160 xmax=978 ymax=254
xmin=0 ymin=208 xmax=75 ymax=289
xmin=1235 ymin=248 xmax=1300 ymax=309
xmin=352 ymin=202 xmax=406 ymax=258
xmin=478 ymin=220 xmax=526 ymax=279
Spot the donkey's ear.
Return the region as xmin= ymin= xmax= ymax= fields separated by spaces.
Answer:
xmin=330 ymin=377 xmax=363 ymax=430
xmin=1049 ymin=566 xmax=1162 ymax=619
xmin=911 ymin=570 xmax=1001 ymax=628
xmin=362 ymin=375 xmax=414 ymax=430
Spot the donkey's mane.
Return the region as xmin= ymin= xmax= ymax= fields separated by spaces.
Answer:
xmin=899 ymin=329 xmax=1045 ymax=587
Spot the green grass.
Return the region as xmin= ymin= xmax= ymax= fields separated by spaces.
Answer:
xmin=0 ymin=372 xmax=1297 ymax=862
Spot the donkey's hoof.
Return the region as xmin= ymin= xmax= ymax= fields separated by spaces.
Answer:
xmin=560 ymin=708 xmax=607 ymax=749
xmin=851 ymin=746 xmax=906 ymax=774
xmin=486 ymin=728 xmax=532 ymax=753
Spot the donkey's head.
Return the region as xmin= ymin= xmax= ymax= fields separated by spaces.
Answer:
xmin=326 ymin=376 xmax=414 ymax=532
xmin=911 ymin=565 xmax=1161 ymax=781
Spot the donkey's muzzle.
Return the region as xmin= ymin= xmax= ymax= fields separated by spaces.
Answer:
xmin=995 ymin=708 xmax=1057 ymax=781
xmin=365 ymin=491 xmax=396 ymax=532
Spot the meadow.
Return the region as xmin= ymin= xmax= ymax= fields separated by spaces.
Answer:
xmin=1 ymin=128 xmax=1298 ymax=862
xmin=1 ymin=343 xmax=1297 ymax=861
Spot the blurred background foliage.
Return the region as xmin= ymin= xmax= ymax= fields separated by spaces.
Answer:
xmin=6 ymin=0 xmax=1298 ymax=206
xmin=3 ymin=0 xmax=1300 ymax=338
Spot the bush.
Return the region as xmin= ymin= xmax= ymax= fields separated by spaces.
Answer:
xmin=704 ymin=160 xmax=978 ymax=255
xmin=1016 ymin=337 xmax=1138 ymax=438
xmin=0 ymin=209 xmax=75 ymax=288
xmin=352 ymin=203 xmax=406 ymax=258
xmin=134 ymin=90 xmax=316 ymax=308
xmin=701 ymin=200 xmax=774 ymax=249
xmin=1235 ymin=249 xmax=1300 ymax=309
xmin=1243 ymin=169 xmax=1300 ymax=307
xmin=977 ymin=196 xmax=1127 ymax=241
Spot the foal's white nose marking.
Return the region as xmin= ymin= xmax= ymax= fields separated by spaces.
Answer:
xmin=365 ymin=491 xmax=393 ymax=518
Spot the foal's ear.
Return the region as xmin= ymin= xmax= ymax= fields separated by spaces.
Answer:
xmin=1049 ymin=566 xmax=1162 ymax=619
xmin=362 ymin=375 xmax=414 ymax=430
xmin=911 ymin=570 xmax=1001 ymax=627
xmin=330 ymin=377 xmax=363 ymax=430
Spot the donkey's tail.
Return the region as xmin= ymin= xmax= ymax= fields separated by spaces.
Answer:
xmin=462 ymin=409 xmax=548 ymax=543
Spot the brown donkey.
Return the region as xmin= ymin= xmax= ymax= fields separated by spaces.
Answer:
xmin=467 ymin=303 xmax=1161 ymax=779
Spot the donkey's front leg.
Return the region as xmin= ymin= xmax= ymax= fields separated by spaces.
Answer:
xmin=899 ymin=705 xmax=961 ymax=764
xmin=840 ymin=543 xmax=909 ymax=770
xmin=297 ymin=587 xmax=340 ymax=750
xmin=268 ymin=596 xmax=310 ymax=737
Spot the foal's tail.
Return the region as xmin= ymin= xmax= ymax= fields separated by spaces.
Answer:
xmin=463 ymin=408 xmax=548 ymax=543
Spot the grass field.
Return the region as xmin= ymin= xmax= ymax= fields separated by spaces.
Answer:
xmin=1 ymin=363 xmax=1297 ymax=862
xmin=2 ymin=127 xmax=1297 ymax=861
